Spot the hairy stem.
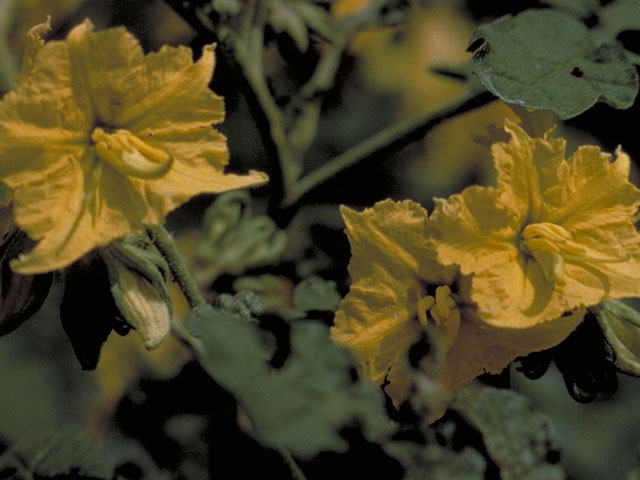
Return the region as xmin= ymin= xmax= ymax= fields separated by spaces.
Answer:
xmin=147 ymin=224 xmax=206 ymax=309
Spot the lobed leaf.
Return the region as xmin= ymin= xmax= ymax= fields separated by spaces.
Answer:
xmin=468 ymin=8 xmax=639 ymax=118
xmin=188 ymin=303 xmax=393 ymax=458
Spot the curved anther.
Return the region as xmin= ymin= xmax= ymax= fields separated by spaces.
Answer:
xmin=91 ymin=127 xmax=172 ymax=179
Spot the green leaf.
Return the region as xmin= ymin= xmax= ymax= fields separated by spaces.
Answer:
xmin=593 ymin=300 xmax=640 ymax=376
xmin=293 ymin=276 xmax=341 ymax=312
xmin=0 ymin=432 xmax=114 ymax=479
xmin=188 ymin=304 xmax=393 ymax=458
xmin=468 ymin=8 xmax=639 ymax=119
xmin=450 ymin=383 xmax=566 ymax=480
xmin=600 ymin=0 xmax=640 ymax=39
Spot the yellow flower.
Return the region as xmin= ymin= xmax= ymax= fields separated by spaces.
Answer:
xmin=329 ymin=199 xmax=581 ymax=408
xmin=0 ymin=20 xmax=267 ymax=274
xmin=431 ymin=120 xmax=640 ymax=330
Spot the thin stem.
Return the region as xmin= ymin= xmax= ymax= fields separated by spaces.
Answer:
xmin=279 ymin=448 xmax=308 ymax=480
xmin=234 ymin=28 xmax=300 ymax=193
xmin=147 ymin=224 xmax=206 ymax=309
xmin=282 ymin=88 xmax=495 ymax=207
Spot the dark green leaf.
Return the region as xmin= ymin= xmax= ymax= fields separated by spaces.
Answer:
xmin=188 ymin=304 xmax=393 ymax=458
xmin=468 ymin=8 xmax=639 ymax=118
xmin=593 ymin=300 xmax=640 ymax=376
xmin=450 ymin=383 xmax=565 ymax=480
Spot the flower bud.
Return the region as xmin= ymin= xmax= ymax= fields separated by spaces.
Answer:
xmin=102 ymin=234 xmax=173 ymax=350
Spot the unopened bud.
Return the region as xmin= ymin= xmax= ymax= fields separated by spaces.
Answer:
xmin=109 ymin=258 xmax=171 ymax=349
xmin=102 ymin=235 xmax=173 ymax=350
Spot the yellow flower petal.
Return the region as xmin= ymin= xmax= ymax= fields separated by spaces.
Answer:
xmin=432 ymin=121 xmax=640 ymax=329
xmin=331 ymin=199 xmax=455 ymax=385
xmin=0 ymin=21 xmax=267 ymax=274
xmin=14 ymin=16 xmax=51 ymax=86
xmin=331 ymin=198 xmax=586 ymax=411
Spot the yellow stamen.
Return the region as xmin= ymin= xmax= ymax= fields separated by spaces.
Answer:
xmin=417 ymin=295 xmax=435 ymax=329
xmin=416 ymin=285 xmax=461 ymax=350
xmin=91 ymin=127 xmax=172 ymax=179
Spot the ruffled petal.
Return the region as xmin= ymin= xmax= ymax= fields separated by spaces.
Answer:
xmin=66 ymin=20 xmax=147 ymax=125
xmin=121 ymin=45 xmax=222 ymax=132
xmin=331 ymin=199 xmax=455 ymax=385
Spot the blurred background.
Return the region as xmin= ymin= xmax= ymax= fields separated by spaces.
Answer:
xmin=1 ymin=0 xmax=640 ymax=478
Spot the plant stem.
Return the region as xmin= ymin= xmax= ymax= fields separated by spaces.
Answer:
xmin=282 ymin=88 xmax=495 ymax=207
xmin=279 ymin=448 xmax=308 ymax=480
xmin=147 ymin=224 xmax=206 ymax=309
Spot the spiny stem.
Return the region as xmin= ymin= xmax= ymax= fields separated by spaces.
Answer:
xmin=282 ymin=88 xmax=495 ymax=207
xmin=147 ymin=224 xmax=206 ymax=309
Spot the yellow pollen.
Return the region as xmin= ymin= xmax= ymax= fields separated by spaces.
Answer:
xmin=91 ymin=127 xmax=172 ymax=179
xmin=520 ymin=222 xmax=629 ymax=284
xmin=416 ymin=285 xmax=461 ymax=350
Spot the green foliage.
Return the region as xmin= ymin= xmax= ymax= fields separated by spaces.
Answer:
xmin=188 ymin=303 xmax=393 ymax=458
xmin=0 ymin=432 xmax=113 ymax=479
xmin=268 ymin=0 xmax=338 ymax=51
xmin=593 ymin=300 xmax=640 ymax=377
xmin=450 ymin=383 xmax=566 ymax=480
xmin=468 ymin=4 xmax=640 ymax=118
xmin=292 ymin=276 xmax=341 ymax=312
xmin=386 ymin=435 xmax=485 ymax=480
xmin=193 ymin=191 xmax=287 ymax=285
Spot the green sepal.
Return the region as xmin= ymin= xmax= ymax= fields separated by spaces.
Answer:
xmin=103 ymin=233 xmax=173 ymax=313
xmin=101 ymin=233 xmax=173 ymax=349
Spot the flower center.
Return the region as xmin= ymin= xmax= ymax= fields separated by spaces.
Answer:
xmin=417 ymin=285 xmax=461 ymax=350
xmin=91 ymin=127 xmax=172 ymax=179
xmin=519 ymin=222 xmax=628 ymax=284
